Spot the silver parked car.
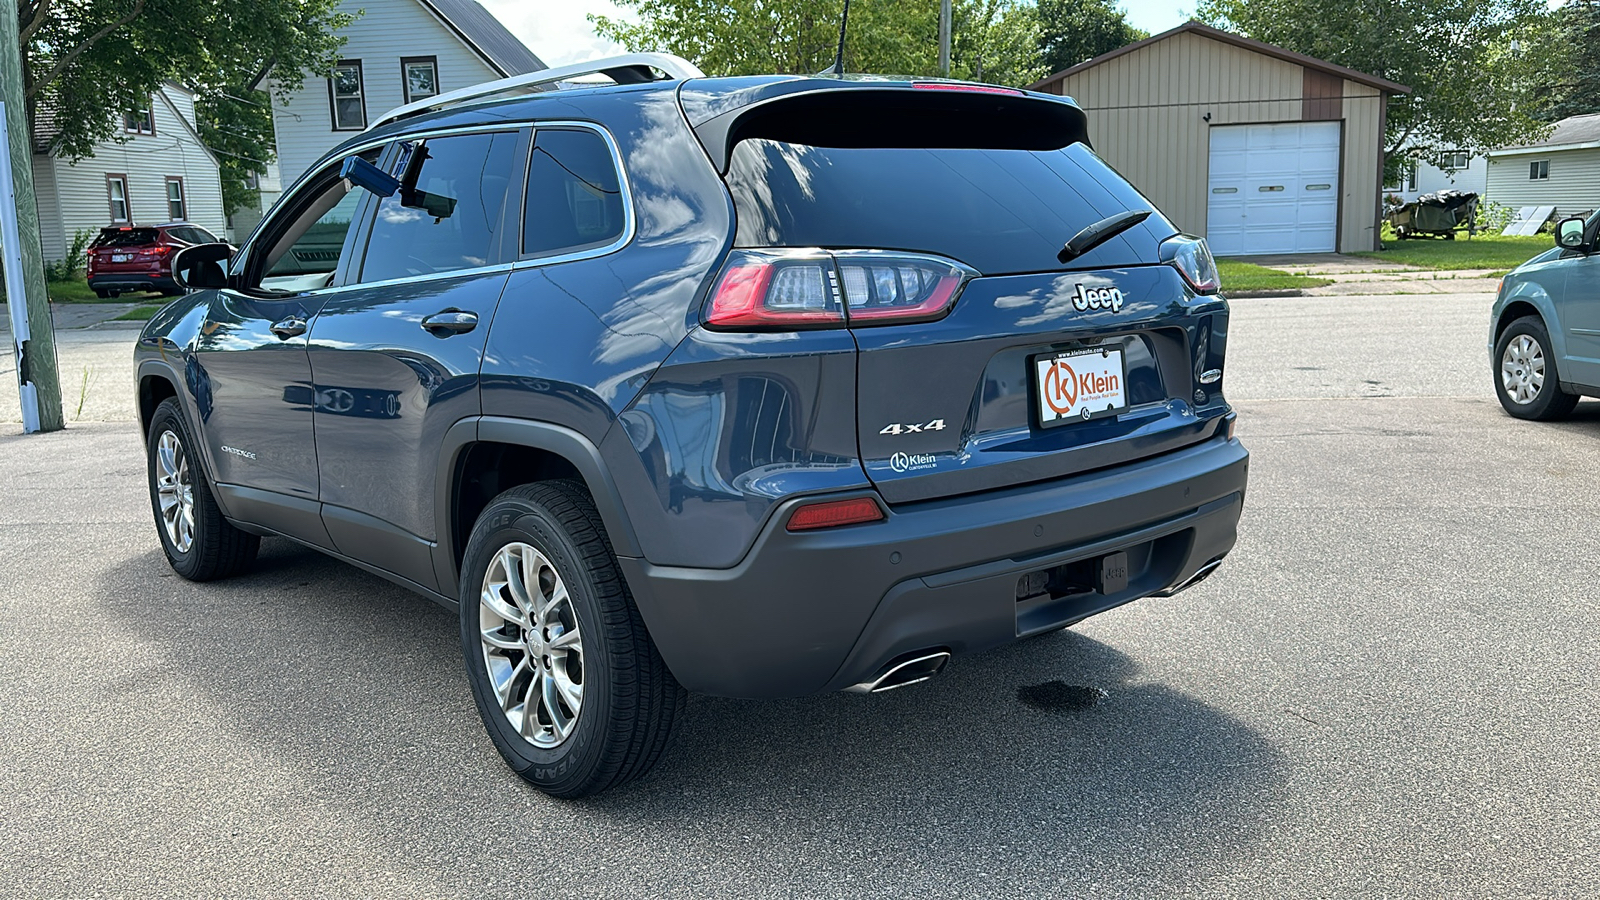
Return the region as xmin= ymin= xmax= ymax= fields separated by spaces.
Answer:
xmin=1490 ymin=210 xmax=1600 ymax=419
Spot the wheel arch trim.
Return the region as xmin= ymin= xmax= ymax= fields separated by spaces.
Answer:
xmin=434 ymin=416 xmax=643 ymax=594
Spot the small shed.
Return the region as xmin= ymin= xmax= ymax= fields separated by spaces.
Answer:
xmin=1028 ymin=22 xmax=1410 ymax=256
xmin=1485 ymin=114 xmax=1600 ymax=221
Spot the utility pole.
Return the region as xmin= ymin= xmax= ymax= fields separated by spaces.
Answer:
xmin=0 ymin=0 xmax=64 ymax=433
xmin=939 ymin=0 xmax=951 ymax=77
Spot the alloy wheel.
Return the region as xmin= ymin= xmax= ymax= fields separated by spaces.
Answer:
xmin=155 ymin=430 xmax=196 ymax=553
xmin=479 ymin=542 xmax=585 ymax=749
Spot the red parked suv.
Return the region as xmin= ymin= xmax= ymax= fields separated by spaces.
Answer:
xmin=87 ymin=223 xmax=221 ymax=298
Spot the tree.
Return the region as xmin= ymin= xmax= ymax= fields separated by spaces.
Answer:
xmin=1196 ymin=0 xmax=1557 ymax=158
xmin=16 ymin=0 xmax=352 ymax=211
xmin=591 ymin=0 xmax=1045 ymax=88
xmin=1542 ymin=0 xmax=1600 ymax=120
xmin=1036 ymin=0 xmax=1147 ymax=76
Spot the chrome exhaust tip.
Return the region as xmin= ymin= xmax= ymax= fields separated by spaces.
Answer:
xmin=1152 ymin=558 xmax=1224 ymax=599
xmin=844 ymin=650 xmax=952 ymax=694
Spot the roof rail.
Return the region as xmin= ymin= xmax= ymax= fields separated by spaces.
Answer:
xmin=368 ymin=53 xmax=706 ymax=131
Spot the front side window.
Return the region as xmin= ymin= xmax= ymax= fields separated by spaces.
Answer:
xmin=359 ymin=131 xmax=521 ymax=283
xmin=523 ymin=127 xmax=626 ymax=259
xmin=123 ymin=101 xmax=154 ymax=135
xmin=1530 ymin=160 xmax=1550 ymax=181
xmin=403 ymin=57 xmax=439 ymax=104
xmin=256 ymin=151 xmax=379 ymax=292
xmin=107 ymin=175 xmax=129 ymax=222
xmin=166 ymin=178 xmax=186 ymax=220
xmin=330 ymin=61 xmax=366 ymax=131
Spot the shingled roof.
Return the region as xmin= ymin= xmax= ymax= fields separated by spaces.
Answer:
xmin=418 ymin=0 xmax=545 ymax=77
xmin=1489 ymin=113 xmax=1600 ymax=156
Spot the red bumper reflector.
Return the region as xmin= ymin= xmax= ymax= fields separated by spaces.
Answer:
xmin=786 ymin=497 xmax=885 ymax=532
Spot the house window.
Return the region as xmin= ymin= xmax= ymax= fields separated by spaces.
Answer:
xmin=106 ymin=175 xmax=129 ymax=222
xmin=329 ymin=60 xmax=366 ymax=131
xmin=1386 ymin=161 xmax=1417 ymax=192
xmin=1440 ymin=152 xmax=1470 ymax=170
xmin=402 ymin=56 xmax=439 ymax=104
xmin=165 ymin=177 xmax=186 ymax=220
xmin=1530 ymin=160 xmax=1550 ymax=181
xmin=123 ymin=100 xmax=155 ymax=135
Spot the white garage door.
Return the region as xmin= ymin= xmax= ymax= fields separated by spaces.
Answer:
xmin=1206 ymin=122 xmax=1341 ymax=256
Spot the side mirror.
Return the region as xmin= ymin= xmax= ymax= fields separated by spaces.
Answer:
xmin=1556 ymin=216 xmax=1588 ymax=251
xmin=173 ymin=242 xmax=234 ymax=291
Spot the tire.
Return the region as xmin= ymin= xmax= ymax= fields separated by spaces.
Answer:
xmin=459 ymin=481 xmax=685 ymax=798
xmin=1494 ymin=316 xmax=1580 ymax=421
xmin=93 ymin=289 xmax=110 ymax=299
xmin=145 ymin=397 xmax=260 ymax=580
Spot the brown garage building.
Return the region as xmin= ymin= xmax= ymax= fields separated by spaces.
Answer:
xmin=1029 ymin=22 xmax=1410 ymax=256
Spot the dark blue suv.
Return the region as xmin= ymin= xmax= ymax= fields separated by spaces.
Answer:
xmin=137 ymin=56 xmax=1249 ymax=797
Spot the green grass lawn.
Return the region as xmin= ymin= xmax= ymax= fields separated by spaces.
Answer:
xmin=1217 ymin=259 xmax=1333 ymax=293
xmin=45 ymin=274 xmax=101 ymax=302
xmin=114 ymin=304 xmax=164 ymax=321
xmin=44 ymin=273 xmax=167 ymax=303
xmin=1351 ymin=233 xmax=1552 ymax=271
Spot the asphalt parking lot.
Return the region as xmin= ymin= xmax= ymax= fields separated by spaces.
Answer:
xmin=2 ymin=290 xmax=1597 ymax=898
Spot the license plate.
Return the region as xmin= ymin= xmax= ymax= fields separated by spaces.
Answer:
xmin=111 ymin=254 xmax=130 ymax=262
xmin=1034 ymin=346 xmax=1129 ymax=427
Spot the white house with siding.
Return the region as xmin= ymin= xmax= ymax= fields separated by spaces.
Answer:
xmin=1485 ymin=113 xmax=1600 ymax=221
xmin=29 ymin=83 xmax=226 ymax=262
xmin=1386 ymin=151 xmax=1488 ymax=204
xmin=265 ymin=0 xmax=545 ymax=192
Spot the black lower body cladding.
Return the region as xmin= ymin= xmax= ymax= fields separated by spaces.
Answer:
xmin=620 ymin=432 xmax=1248 ymax=699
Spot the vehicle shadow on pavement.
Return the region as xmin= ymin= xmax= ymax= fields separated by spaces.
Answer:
xmin=100 ymin=539 xmax=1283 ymax=895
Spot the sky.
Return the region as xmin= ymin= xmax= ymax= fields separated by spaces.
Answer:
xmin=482 ymin=1 xmax=1196 ymax=69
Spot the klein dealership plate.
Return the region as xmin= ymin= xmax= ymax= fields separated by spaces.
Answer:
xmin=1033 ymin=346 xmax=1129 ymax=427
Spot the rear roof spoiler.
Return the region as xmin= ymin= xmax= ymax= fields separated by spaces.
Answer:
xmin=682 ymin=79 xmax=1092 ymax=173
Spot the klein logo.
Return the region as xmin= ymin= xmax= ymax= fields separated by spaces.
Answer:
xmin=1042 ymin=358 xmax=1120 ymax=417
xmin=1072 ymin=283 xmax=1124 ymax=313
xmin=220 ymin=445 xmax=257 ymax=460
xmin=889 ymin=451 xmax=937 ymax=473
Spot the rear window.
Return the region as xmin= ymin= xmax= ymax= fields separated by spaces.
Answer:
xmin=93 ymin=228 xmax=158 ymax=248
xmin=725 ymin=140 xmax=1174 ymax=275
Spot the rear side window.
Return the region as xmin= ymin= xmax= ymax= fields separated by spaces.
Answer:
xmin=725 ymin=140 xmax=1170 ymax=275
xmin=93 ymin=228 xmax=158 ymax=248
xmin=360 ymin=131 xmax=521 ymax=283
xmin=522 ymin=127 xmax=626 ymax=259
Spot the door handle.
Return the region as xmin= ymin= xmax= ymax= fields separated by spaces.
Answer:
xmin=421 ymin=309 xmax=479 ymax=337
xmin=270 ymin=316 xmax=307 ymax=339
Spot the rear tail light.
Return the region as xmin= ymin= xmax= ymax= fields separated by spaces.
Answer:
xmin=134 ymin=245 xmax=176 ymax=261
xmin=705 ymin=249 xmax=974 ymax=330
xmin=1159 ymin=235 xmax=1220 ymax=295
xmin=786 ymin=496 xmax=885 ymax=531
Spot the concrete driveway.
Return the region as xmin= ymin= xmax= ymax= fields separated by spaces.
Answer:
xmin=1 ymin=290 xmax=1596 ymax=897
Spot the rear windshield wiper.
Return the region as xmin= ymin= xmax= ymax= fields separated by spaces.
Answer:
xmin=1058 ymin=209 xmax=1153 ymax=264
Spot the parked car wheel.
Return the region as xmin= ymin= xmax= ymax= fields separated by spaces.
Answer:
xmin=145 ymin=398 xmax=260 ymax=580
xmin=459 ymin=481 xmax=685 ymax=798
xmin=93 ymin=289 xmax=110 ymax=299
xmin=1494 ymin=316 xmax=1580 ymax=421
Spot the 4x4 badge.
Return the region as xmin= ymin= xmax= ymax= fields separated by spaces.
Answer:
xmin=879 ymin=419 xmax=947 ymax=436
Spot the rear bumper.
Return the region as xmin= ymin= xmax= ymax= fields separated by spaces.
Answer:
xmin=620 ymin=432 xmax=1249 ymax=698
xmin=87 ymin=274 xmax=178 ymax=294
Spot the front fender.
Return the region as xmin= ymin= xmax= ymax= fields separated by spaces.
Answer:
xmin=1493 ymin=271 xmax=1564 ymax=360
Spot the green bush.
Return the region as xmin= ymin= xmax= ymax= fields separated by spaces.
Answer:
xmin=1475 ymin=200 xmax=1516 ymax=235
xmin=43 ymin=229 xmax=95 ymax=281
